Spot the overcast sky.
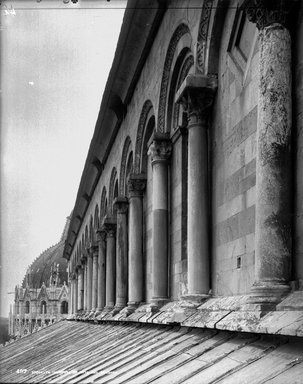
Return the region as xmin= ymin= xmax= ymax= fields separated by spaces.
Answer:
xmin=0 ymin=0 xmax=126 ymax=317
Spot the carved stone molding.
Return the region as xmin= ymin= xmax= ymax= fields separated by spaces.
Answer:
xmin=176 ymin=74 xmax=217 ymax=126
xmin=96 ymin=228 xmax=107 ymax=243
xmin=196 ymin=0 xmax=213 ymax=73
xmin=148 ymin=133 xmax=172 ymax=164
xmin=243 ymin=0 xmax=295 ymax=30
xmin=128 ymin=174 xmax=147 ymax=198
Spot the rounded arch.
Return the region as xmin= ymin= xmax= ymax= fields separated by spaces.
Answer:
xmin=167 ymin=48 xmax=194 ymax=132
xmin=141 ymin=115 xmax=155 ymax=174
xmin=157 ymin=23 xmax=192 ymax=132
xmin=89 ymin=215 xmax=94 ymax=244
xmin=125 ymin=151 xmax=134 ymax=196
xmin=119 ymin=136 xmax=133 ymax=196
xmin=134 ymin=100 xmax=154 ymax=174
xmin=108 ymin=167 xmax=118 ymax=215
xmin=100 ymin=186 xmax=107 ymax=221
xmin=25 ymin=301 xmax=30 ymax=314
xmin=84 ymin=226 xmax=88 ymax=249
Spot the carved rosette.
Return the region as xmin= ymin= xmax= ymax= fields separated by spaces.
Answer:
xmin=128 ymin=174 xmax=147 ymax=198
xmin=148 ymin=138 xmax=172 ymax=165
xmin=244 ymin=0 xmax=294 ymax=30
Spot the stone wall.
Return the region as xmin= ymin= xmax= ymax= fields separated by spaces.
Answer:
xmin=211 ymin=5 xmax=258 ymax=296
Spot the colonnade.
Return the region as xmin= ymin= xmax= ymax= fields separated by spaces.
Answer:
xmin=69 ymin=0 xmax=294 ymax=314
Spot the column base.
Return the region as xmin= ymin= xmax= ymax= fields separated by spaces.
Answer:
xmin=125 ymin=301 xmax=141 ymax=314
xmin=149 ymin=298 xmax=170 ymax=312
xmin=181 ymin=294 xmax=210 ymax=305
xmin=111 ymin=305 xmax=125 ymax=316
xmin=248 ymin=282 xmax=290 ymax=310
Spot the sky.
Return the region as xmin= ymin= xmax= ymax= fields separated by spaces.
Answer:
xmin=0 ymin=0 xmax=126 ymax=317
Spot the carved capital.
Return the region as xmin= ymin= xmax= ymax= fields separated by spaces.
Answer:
xmin=96 ymin=228 xmax=107 ymax=243
xmin=102 ymin=216 xmax=117 ymax=238
xmin=128 ymin=174 xmax=147 ymax=198
xmin=176 ymin=74 xmax=217 ymax=127
xmin=243 ymin=0 xmax=295 ymax=30
xmin=148 ymin=133 xmax=172 ymax=164
xmin=113 ymin=196 xmax=129 ymax=214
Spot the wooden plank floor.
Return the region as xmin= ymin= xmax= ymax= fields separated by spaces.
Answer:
xmin=1 ymin=320 xmax=302 ymax=383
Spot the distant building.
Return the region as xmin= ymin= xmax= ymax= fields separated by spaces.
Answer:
xmin=9 ymin=217 xmax=70 ymax=338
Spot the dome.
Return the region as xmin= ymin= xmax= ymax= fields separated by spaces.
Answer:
xmin=21 ymin=215 xmax=71 ymax=289
xmin=22 ymin=241 xmax=68 ymax=289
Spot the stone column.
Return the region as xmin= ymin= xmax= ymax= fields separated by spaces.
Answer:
xmin=113 ymin=197 xmax=129 ymax=312
xmin=245 ymin=0 xmax=294 ymax=306
xmin=149 ymin=133 xmax=172 ymax=307
xmin=91 ymin=244 xmax=99 ymax=312
xmin=68 ymin=274 xmax=73 ymax=315
xmin=103 ymin=217 xmax=117 ymax=309
xmin=73 ymin=272 xmax=78 ymax=314
xmin=77 ymin=265 xmax=84 ymax=311
xmin=127 ymin=174 xmax=146 ymax=311
xmin=176 ymin=74 xmax=217 ymax=301
xmin=83 ymin=257 xmax=87 ymax=311
xmin=86 ymin=249 xmax=93 ymax=312
xmin=96 ymin=228 xmax=107 ymax=312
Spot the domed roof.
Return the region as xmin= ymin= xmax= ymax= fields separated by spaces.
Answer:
xmin=22 ymin=215 xmax=71 ymax=289
xmin=22 ymin=241 xmax=68 ymax=289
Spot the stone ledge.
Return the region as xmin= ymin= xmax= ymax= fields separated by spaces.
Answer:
xmin=72 ymin=292 xmax=303 ymax=337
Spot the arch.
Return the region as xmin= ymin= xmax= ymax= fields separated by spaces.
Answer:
xmin=25 ymin=301 xmax=30 ymax=314
xmin=119 ymin=136 xmax=132 ymax=196
xmin=197 ymin=0 xmax=227 ymax=75
xmin=40 ymin=300 xmax=47 ymax=314
xmin=108 ymin=168 xmax=118 ymax=215
xmin=125 ymin=151 xmax=134 ymax=196
xmin=141 ymin=116 xmax=155 ymax=174
xmin=100 ymin=187 xmax=107 ymax=220
xmin=157 ymin=23 xmax=191 ymax=132
xmin=85 ymin=226 xmax=88 ymax=249
xmin=60 ymin=300 xmax=68 ymax=314
xmin=134 ymin=100 xmax=154 ymax=173
xmin=167 ymin=49 xmax=194 ymax=132
xmin=89 ymin=215 xmax=94 ymax=244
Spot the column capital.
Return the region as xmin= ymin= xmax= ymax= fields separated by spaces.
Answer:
xmin=128 ymin=173 xmax=147 ymax=198
xmin=148 ymin=133 xmax=172 ymax=164
xmin=113 ymin=196 xmax=129 ymax=214
xmin=242 ymin=0 xmax=296 ymax=30
xmin=102 ymin=215 xmax=117 ymax=237
xmin=176 ymin=74 xmax=217 ymax=126
xmin=96 ymin=227 xmax=107 ymax=243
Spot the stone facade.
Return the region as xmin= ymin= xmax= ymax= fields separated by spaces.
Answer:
xmin=64 ymin=0 xmax=303 ymax=334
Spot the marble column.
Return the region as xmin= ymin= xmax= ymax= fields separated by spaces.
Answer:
xmin=113 ymin=197 xmax=129 ymax=312
xmin=96 ymin=228 xmax=106 ymax=312
xmin=68 ymin=275 xmax=73 ymax=315
xmin=91 ymin=244 xmax=99 ymax=312
xmin=149 ymin=133 xmax=172 ymax=306
xmin=73 ymin=271 xmax=78 ymax=314
xmin=83 ymin=257 xmax=87 ymax=311
xmin=77 ymin=265 xmax=84 ymax=311
xmin=103 ymin=217 xmax=117 ymax=309
xmin=86 ymin=249 xmax=93 ymax=312
xmin=176 ymin=74 xmax=217 ymax=300
xmin=245 ymin=0 xmax=294 ymax=305
xmin=127 ymin=174 xmax=146 ymax=311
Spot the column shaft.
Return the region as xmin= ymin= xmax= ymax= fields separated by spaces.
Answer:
xmin=86 ymin=252 xmax=93 ymax=311
xmin=97 ymin=230 xmax=106 ymax=311
xmin=128 ymin=181 xmax=145 ymax=306
xmin=83 ymin=261 xmax=87 ymax=310
xmin=104 ymin=223 xmax=116 ymax=308
xmin=187 ymin=117 xmax=209 ymax=295
xmin=244 ymin=0 xmax=294 ymax=304
xmin=92 ymin=250 xmax=98 ymax=310
xmin=77 ymin=267 xmax=84 ymax=311
xmin=114 ymin=198 xmax=129 ymax=309
xmin=149 ymin=135 xmax=172 ymax=304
